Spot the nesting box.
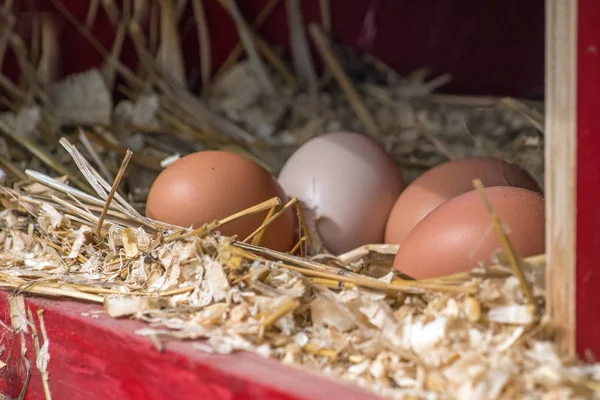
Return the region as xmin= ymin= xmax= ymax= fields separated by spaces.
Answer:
xmin=0 ymin=0 xmax=596 ymax=399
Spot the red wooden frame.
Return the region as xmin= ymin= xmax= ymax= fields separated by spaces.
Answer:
xmin=0 ymin=291 xmax=379 ymax=400
xmin=576 ymin=0 xmax=600 ymax=360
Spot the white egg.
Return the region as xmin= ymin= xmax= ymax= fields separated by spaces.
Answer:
xmin=278 ymin=131 xmax=404 ymax=254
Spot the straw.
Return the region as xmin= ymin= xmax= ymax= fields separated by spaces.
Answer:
xmin=220 ymin=0 xmax=276 ymax=94
xmin=191 ymin=0 xmax=211 ymax=89
xmin=472 ymin=178 xmax=537 ymax=311
xmin=214 ymin=0 xmax=281 ymax=79
xmin=95 ymin=149 xmax=132 ymax=239
xmin=308 ymin=24 xmax=382 ymax=139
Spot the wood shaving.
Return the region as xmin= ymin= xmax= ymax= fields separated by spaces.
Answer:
xmin=0 ymin=163 xmax=596 ymax=398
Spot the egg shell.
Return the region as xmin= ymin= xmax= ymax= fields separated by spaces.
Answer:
xmin=278 ymin=131 xmax=404 ymax=254
xmin=385 ymin=157 xmax=541 ymax=245
xmin=146 ymin=151 xmax=295 ymax=252
xmin=393 ymin=186 xmax=545 ymax=279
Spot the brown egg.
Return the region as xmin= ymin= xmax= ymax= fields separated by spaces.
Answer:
xmin=278 ymin=131 xmax=404 ymax=254
xmin=146 ymin=151 xmax=295 ymax=252
xmin=393 ymin=186 xmax=545 ymax=279
xmin=384 ymin=157 xmax=540 ymax=245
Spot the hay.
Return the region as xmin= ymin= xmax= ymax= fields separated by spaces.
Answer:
xmin=0 ymin=175 xmax=592 ymax=398
xmin=0 ymin=1 xmax=592 ymax=399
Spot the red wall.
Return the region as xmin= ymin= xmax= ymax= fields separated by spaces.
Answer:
xmin=5 ymin=0 xmax=544 ymax=98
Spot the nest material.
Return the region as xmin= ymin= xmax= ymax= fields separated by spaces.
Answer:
xmin=0 ymin=1 xmax=588 ymax=399
xmin=0 ymin=158 xmax=593 ymax=399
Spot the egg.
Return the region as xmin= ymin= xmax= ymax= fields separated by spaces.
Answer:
xmin=393 ymin=186 xmax=545 ymax=279
xmin=278 ymin=131 xmax=404 ymax=254
xmin=146 ymin=151 xmax=295 ymax=252
xmin=384 ymin=157 xmax=541 ymax=245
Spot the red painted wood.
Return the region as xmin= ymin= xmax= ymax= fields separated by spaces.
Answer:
xmin=6 ymin=0 xmax=544 ymax=97
xmin=0 ymin=290 xmax=379 ymax=400
xmin=577 ymin=0 xmax=600 ymax=361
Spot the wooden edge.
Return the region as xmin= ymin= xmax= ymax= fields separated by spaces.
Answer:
xmin=545 ymin=0 xmax=577 ymax=357
xmin=0 ymin=290 xmax=379 ymax=400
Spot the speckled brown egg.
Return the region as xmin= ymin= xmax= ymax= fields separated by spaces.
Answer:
xmin=393 ymin=186 xmax=545 ymax=279
xmin=277 ymin=131 xmax=404 ymax=254
xmin=146 ymin=151 xmax=295 ymax=252
xmin=384 ymin=157 xmax=541 ymax=245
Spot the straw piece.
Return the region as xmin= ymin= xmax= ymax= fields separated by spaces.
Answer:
xmin=126 ymin=5 xmax=280 ymax=170
xmin=250 ymin=206 xmax=276 ymax=246
xmin=147 ymin=1 xmax=159 ymax=54
xmin=36 ymin=14 xmax=60 ymax=87
xmin=417 ymin=253 xmax=547 ymax=284
xmin=9 ymin=34 xmax=49 ymax=105
xmin=214 ymin=0 xmax=281 ymax=79
xmin=235 ymin=241 xmax=344 ymax=275
xmin=422 ymin=73 xmax=452 ymax=94
xmin=191 ymin=0 xmax=211 ymax=89
xmin=28 ymin=309 xmax=52 ymax=400
xmin=253 ymin=35 xmax=297 ymax=86
xmin=164 ymin=197 xmax=281 ymax=242
xmin=95 ymin=149 xmax=132 ymax=238
xmin=261 ymin=297 xmax=300 ymax=329
xmin=472 ymin=179 xmax=537 ymax=310
xmin=25 ymin=14 xmax=40 ymax=73
xmin=128 ymin=20 xmax=163 ymax=85
xmin=243 ymin=197 xmax=298 ymax=243
xmin=500 ymin=97 xmax=545 ymax=134
xmin=0 ymin=9 xmax=15 ymax=68
xmin=157 ymin=0 xmax=187 ymax=88
xmin=59 ymin=138 xmax=151 ymax=227
xmin=309 ymin=277 xmax=354 ymax=290
xmin=85 ymin=0 xmax=101 ymax=27
xmin=221 ymin=0 xmax=276 ymax=94
xmin=565 ymin=374 xmax=600 ymax=392
xmin=308 ymin=24 xmax=381 ymax=139
xmin=129 ymin=0 xmax=146 ymax=21
xmin=426 ymin=94 xmax=544 ymax=109
xmin=0 ymin=72 xmax=26 ymax=101
xmin=49 ymin=0 xmax=143 ymax=89
xmin=100 ymin=0 xmax=121 ymax=26
xmin=294 ymin=203 xmax=310 ymax=256
xmin=102 ymin=0 xmax=129 ymax=89
xmin=30 ymin=13 xmax=41 ymax=79
xmin=289 ymin=237 xmax=307 ymax=256
xmin=78 ymin=129 xmax=114 ymax=183
xmin=175 ymin=0 xmax=189 ymax=21
xmin=51 ymin=195 xmax=99 ymax=225
xmin=0 ymin=281 xmax=104 ymax=303
xmin=286 ymin=0 xmax=318 ymax=95
xmin=303 ymin=343 xmax=337 ymax=359
xmin=0 ymin=155 xmax=27 ymax=181
xmin=237 ymin=246 xmax=475 ymax=294
xmin=337 ymin=244 xmax=399 ymax=264
xmin=0 ymin=119 xmax=91 ymax=193
xmin=319 ymin=0 xmax=331 ymax=34
xmin=174 ymin=90 xmax=257 ymax=142
xmin=417 ymin=113 xmax=456 ymax=160
xmin=25 ymin=169 xmax=106 ymax=208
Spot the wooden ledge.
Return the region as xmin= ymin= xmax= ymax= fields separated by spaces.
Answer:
xmin=0 ymin=290 xmax=378 ymax=400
